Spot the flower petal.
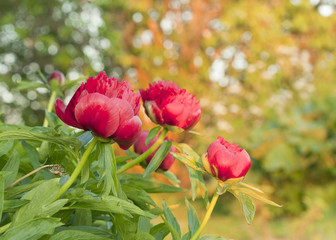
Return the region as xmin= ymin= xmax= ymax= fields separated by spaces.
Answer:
xmin=74 ymin=93 xmax=120 ymax=138
xmin=55 ymin=99 xmax=82 ymax=129
xmin=112 ymin=116 xmax=142 ymax=150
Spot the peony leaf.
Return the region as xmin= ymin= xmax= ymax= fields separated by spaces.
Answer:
xmin=49 ymin=230 xmax=110 ymax=240
xmin=3 ymin=199 xmax=30 ymax=212
xmin=144 ymin=141 xmax=172 ymax=177
xmin=0 ymin=140 xmax=14 ymax=158
xmin=0 ymin=129 xmax=81 ymax=150
xmin=137 ymin=216 xmax=151 ymax=233
xmin=185 ymin=199 xmax=200 ymax=237
xmin=1 ymin=150 xmax=20 ymax=188
xmin=97 ymin=142 xmax=118 ymax=197
xmin=12 ymin=179 xmax=61 ymax=227
xmin=150 ymin=223 xmax=170 ymax=240
xmin=162 ymin=200 xmax=181 ymax=240
xmin=14 ymin=81 xmax=48 ymax=91
xmin=119 ymin=173 xmax=184 ymax=193
xmin=1 ymin=217 xmax=62 ymax=240
xmin=160 ymin=171 xmax=181 ymax=186
xmin=145 ymin=126 xmax=162 ymax=147
xmin=231 ymin=185 xmax=281 ymax=207
xmin=68 ymin=194 xmax=156 ymax=218
xmin=229 ymin=189 xmax=255 ymax=224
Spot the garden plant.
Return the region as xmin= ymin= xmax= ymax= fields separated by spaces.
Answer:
xmin=0 ymin=71 xmax=280 ymax=239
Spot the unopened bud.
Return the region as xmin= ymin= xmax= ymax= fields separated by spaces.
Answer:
xmin=48 ymin=70 xmax=65 ymax=85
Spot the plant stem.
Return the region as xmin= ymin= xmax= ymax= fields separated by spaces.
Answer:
xmin=117 ymin=127 xmax=168 ymax=174
xmin=42 ymin=90 xmax=57 ymax=127
xmin=190 ymin=192 xmax=220 ymax=240
xmin=5 ymin=164 xmax=59 ymax=190
xmin=54 ymin=138 xmax=98 ymax=200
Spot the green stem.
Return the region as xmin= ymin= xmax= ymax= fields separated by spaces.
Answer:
xmin=42 ymin=90 xmax=57 ymax=127
xmin=190 ymin=192 xmax=220 ymax=240
xmin=117 ymin=127 xmax=168 ymax=174
xmin=54 ymin=138 xmax=98 ymax=200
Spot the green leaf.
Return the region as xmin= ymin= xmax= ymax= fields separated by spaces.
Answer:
xmin=54 ymin=226 xmax=112 ymax=238
xmin=73 ymin=209 xmax=92 ymax=226
xmin=12 ymin=179 xmax=61 ymax=226
xmin=44 ymin=111 xmax=63 ymax=129
xmin=3 ymin=199 xmax=29 ymax=212
xmin=68 ymin=194 xmax=155 ymax=218
xmin=113 ymin=214 xmax=137 ymax=240
xmin=0 ymin=140 xmax=14 ymax=157
xmin=187 ymin=167 xmax=199 ymax=201
xmin=186 ymin=199 xmax=200 ymax=236
xmin=150 ymin=223 xmax=170 ymax=240
xmin=116 ymin=154 xmax=138 ymax=164
xmin=145 ymin=126 xmax=162 ymax=146
xmin=232 ymin=184 xmax=281 ymax=207
xmin=0 ymin=129 xmax=81 ymax=150
xmin=122 ymin=184 xmax=157 ymax=207
xmin=144 ymin=141 xmax=173 ymax=177
xmin=160 ymin=171 xmax=181 ymax=186
xmin=131 ymin=232 xmax=156 ymax=240
xmin=0 ymin=172 xmax=4 ymax=218
xmin=1 ymin=217 xmax=62 ymax=240
xmin=77 ymin=131 xmax=94 ymax=148
xmin=14 ymin=81 xmax=48 ymax=91
xmin=119 ymin=174 xmax=184 ymax=193
xmin=97 ymin=142 xmax=118 ymax=196
xmin=50 ymin=230 xmax=111 ymax=240
xmin=138 ymin=216 xmax=151 ymax=233
xmin=5 ymin=180 xmax=46 ymax=199
xmin=162 ymin=200 xmax=181 ymax=239
xmin=21 ymin=140 xmax=40 ymax=169
xmin=230 ymin=190 xmax=256 ymax=224
xmin=1 ymin=150 xmax=20 ymax=188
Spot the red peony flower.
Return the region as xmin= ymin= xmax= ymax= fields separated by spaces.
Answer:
xmin=202 ymin=137 xmax=251 ymax=182
xmin=48 ymin=70 xmax=65 ymax=85
xmin=140 ymin=81 xmax=201 ymax=130
xmin=134 ymin=131 xmax=176 ymax=171
xmin=55 ymin=71 xmax=142 ymax=149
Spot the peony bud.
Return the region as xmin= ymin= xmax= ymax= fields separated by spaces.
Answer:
xmin=55 ymin=71 xmax=142 ymax=149
xmin=134 ymin=131 xmax=176 ymax=171
xmin=140 ymin=81 xmax=201 ymax=131
xmin=48 ymin=70 xmax=65 ymax=85
xmin=203 ymin=137 xmax=251 ymax=182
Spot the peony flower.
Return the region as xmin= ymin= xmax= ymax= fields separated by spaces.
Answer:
xmin=55 ymin=71 xmax=142 ymax=149
xmin=134 ymin=131 xmax=176 ymax=171
xmin=48 ymin=70 xmax=65 ymax=85
xmin=140 ymin=81 xmax=201 ymax=131
xmin=202 ymin=137 xmax=251 ymax=182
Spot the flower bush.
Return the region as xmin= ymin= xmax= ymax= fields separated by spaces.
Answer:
xmin=0 ymin=71 xmax=279 ymax=239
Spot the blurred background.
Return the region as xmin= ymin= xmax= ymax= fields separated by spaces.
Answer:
xmin=1 ymin=0 xmax=336 ymax=239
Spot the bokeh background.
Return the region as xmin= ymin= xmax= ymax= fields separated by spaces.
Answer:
xmin=1 ymin=0 xmax=336 ymax=239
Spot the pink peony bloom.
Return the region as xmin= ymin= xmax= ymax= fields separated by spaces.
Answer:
xmin=140 ymin=81 xmax=201 ymax=130
xmin=203 ymin=137 xmax=251 ymax=181
xmin=55 ymin=71 xmax=142 ymax=149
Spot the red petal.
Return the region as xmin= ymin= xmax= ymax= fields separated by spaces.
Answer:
xmin=55 ymin=99 xmax=82 ymax=129
xmin=74 ymin=93 xmax=121 ymax=138
xmin=112 ymin=116 xmax=142 ymax=150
